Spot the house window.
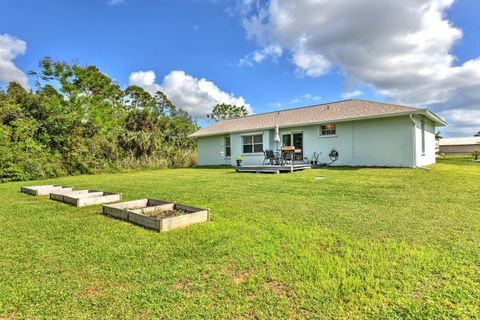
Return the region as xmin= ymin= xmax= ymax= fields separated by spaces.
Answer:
xmin=282 ymin=134 xmax=292 ymax=147
xmin=321 ymin=124 xmax=336 ymax=136
xmin=224 ymin=136 xmax=231 ymax=158
xmin=242 ymin=134 xmax=263 ymax=154
xmin=421 ymin=121 xmax=425 ymax=154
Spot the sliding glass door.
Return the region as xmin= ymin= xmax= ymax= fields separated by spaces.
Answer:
xmin=282 ymin=134 xmax=291 ymax=148
xmin=282 ymin=132 xmax=303 ymax=161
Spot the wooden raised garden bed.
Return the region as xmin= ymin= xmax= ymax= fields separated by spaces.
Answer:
xmin=103 ymin=199 xmax=210 ymax=232
xmin=50 ymin=190 xmax=121 ymax=207
xmin=103 ymin=199 xmax=171 ymax=221
xmin=21 ymin=185 xmax=73 ymax=196
xmin=50 ymin=189 xmax=98 ymax=202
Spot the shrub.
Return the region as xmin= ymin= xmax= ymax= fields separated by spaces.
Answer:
xmin=472 ymin=151 xmax=480 ymax=161
xmin=0 ymin=58 xmax=199 ymax=182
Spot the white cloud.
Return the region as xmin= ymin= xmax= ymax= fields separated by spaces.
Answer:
xmin=240 ymin=44 xmax=283 ymax=66
xmin=270 ymin=93 xmax=321 ymax=109
xmin=437 ymin=108 xmax=480 ymax=136
xmin=298 ymin=93 xmax=321 ymax=103
xmin=270 ymin=102 xmax=283 ymax=108
xmin=108 ymin=0 xmax=126 ymax=5
xmin=341 ymin=90 xmax=363 ymax=99
xmin=230 ymin=0 xmax=261 ymax=17
xmin=0 ymin=34 xmax=28 ymax=89
xmin=128 ymin=71 xmax=158 ymax=93
xmin=242 ymin=0 xmax=480 ymax=136
xmin=293 ymin=51 xmax=331 ymax=77
xmin=129 ymin=70 xmax=252 ymax=119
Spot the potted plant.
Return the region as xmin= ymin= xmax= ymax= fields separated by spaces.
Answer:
xmin=236 ymin=155 xmax=244 ymax=166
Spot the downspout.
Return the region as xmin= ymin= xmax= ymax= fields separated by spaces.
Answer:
xmin=409 ymin=114 xmax=417 ymax=168
xmin=351 ymin=122 xmax=355 ymax=162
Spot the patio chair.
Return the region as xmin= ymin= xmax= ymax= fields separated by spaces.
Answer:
xmin=263 ymin=150 xmax=276 ymax=165
xmin=281 ymin=146 xmax=296 ymax=165
xmin=282 ymin=150 xmax=295 ymax=165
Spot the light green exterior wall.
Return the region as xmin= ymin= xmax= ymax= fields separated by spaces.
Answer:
xmin=196 ymin=129 xmax=273 ymax=166
xmin=196 ymin=135 xmax=227 ymax=165
xmin=278 ymin=116 xmax=414 ymax=167
xmin=195 ymin=115 xmax=438 ymax=167
xmin=230 ymin=129 xmax=273 ymax=165
xmin=413 ymin=115 xmax=437 ymax=167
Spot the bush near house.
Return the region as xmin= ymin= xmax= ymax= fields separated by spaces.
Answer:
xmin=0 ymin=58 xmax=198 ymax=182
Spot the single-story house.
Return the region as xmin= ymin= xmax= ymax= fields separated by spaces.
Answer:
xmin=439 ymin=137 xmax=480 ymax=155
xmin=189 ymin=99 xmax=447 ymax=168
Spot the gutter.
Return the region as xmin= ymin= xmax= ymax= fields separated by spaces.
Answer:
xmin=409 ymin=114 xmax=417 ymax=168
xmin=422 ymin=109 xmax=448 ymax=126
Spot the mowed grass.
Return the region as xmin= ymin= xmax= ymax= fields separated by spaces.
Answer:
xmin=1 ymin=159 xmax=479 ymax=319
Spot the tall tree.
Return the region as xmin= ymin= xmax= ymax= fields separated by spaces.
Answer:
xmin=207 ymin=103 xmax=249 ymax=122
xmin=0 ymin=57 xmax=199 ymax=182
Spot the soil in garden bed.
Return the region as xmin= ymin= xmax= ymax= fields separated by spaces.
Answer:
xmin=141 ymin=208 xmax=191 ymax=219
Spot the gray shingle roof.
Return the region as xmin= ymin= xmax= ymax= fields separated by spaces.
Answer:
xmin=190 ymin=99 xmax=445 ymax=137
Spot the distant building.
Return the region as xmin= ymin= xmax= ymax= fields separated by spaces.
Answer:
xmin=435 ymin=132 xmax=442 ymax=155
xmin=439 ymin=137 xmax=480 ymax=155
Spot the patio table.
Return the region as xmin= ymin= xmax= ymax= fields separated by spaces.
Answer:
xmin=281 ymin=147 xmax=297 ymax=165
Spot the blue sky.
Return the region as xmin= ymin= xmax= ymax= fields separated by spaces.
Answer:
xmin=0 ymin=0 xmax=479 ymax=136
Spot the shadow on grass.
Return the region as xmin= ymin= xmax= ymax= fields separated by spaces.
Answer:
xmin=312 ymin=165 xmax=362 ymax=171
xmin=189 ymin=165 xmax=235 ymax=170
xmin=436 ymin=156 xmax=478 ymax=165
xmin=194 ymin=165 xmax=396 ymax=171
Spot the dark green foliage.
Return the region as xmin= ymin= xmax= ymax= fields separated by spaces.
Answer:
xmin=472 ymin=150 xmax=480 ymax=160
xmin=0 ymin=58 xmax=198 ymax=182
xmin=207 ymin=103 xmax=249 ymax=121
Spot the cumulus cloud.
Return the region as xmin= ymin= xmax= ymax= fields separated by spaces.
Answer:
xmin=341 ymin=90 xmax=363 ymax=99
xmin=293 ymin=51 xmax=330 ymax=77
xmin=242 ymin=0 xmax=480 ymax=136
xmin=128 ymin=71 xmax=158 ymax=93
xmin=129 ymin=70 xmax=252 ymax=119
xmin=0 ymin=34 xmax=28 ymax=89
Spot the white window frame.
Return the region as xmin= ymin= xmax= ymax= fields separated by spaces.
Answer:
xmin=242 ymin=134 xmax=263 ymax=154
xmin=320 ymin=123 xmax=336 ymax=137
xmin=224 ymin=135 xmax=231 ymax=158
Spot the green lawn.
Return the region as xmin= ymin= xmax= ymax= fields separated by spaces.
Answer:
xmin=1 ymin=159 xmax=479 ymax=319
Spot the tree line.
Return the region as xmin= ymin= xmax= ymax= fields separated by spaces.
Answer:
xmin=0 ymin=58 xmax=199 ymax=182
